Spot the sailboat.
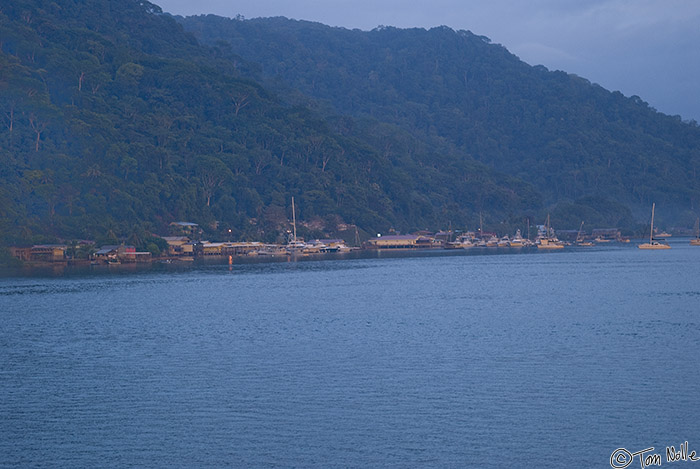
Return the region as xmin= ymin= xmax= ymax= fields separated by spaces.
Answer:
xmin=691 ymin=218 xmax=700 ymax=246
xmin=575 ymin=221 xmax=594 ymax=246
xmin=638 ymin=203 xmax=670 ymax=250
xmin=447 ymin=231 xmax=476 ymax=249
xmin=286 ymin=197 xmax=306 ymax=252
xmin=477 ymin=212 xmax=486 ymax=246
xmin=537 ymin=214 xmax=564 ymax=250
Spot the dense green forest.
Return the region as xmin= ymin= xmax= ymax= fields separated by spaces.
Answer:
xmin=180 ymin=15 xmax=700 ymax=229
xmin=1 ymin=0 xmax=699 ymax=252
xmin=0 ymin=0 xmax=545 ymax=248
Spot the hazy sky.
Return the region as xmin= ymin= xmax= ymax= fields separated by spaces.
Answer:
xmin=155 ymin=0 xmax=700 ymax=122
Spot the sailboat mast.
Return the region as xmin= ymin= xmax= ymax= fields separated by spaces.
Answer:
xmin=650 ymin=203 xmax=655 ymax=244
xmin=527 ymin=217 xmax=530 ymax=240
xmin=292 ymin=196 xmax=297 ymax=243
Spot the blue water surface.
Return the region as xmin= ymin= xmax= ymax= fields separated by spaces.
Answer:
xmin=1 ymin=241 xmax=699 ymax=467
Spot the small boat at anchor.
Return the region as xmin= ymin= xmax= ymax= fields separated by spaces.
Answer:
xmin=509 ymin=229 xmax=525 ymax=248
xmin=537 ymin=215 xmax=565 ymax=250
xmin=575 ymin=221 xmax=594 ymax=247
xmin=691 ymin=218 xmax=700 ymax=246
xmin=638 ymin=203 xmax=670 ymax=250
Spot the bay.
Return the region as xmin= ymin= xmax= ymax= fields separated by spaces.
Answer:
xmin=1 ymin=240 xmax=699 ymax=467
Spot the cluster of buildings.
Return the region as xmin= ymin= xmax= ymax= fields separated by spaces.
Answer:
xmin=7 ymin=220 xmax=631 ymax=266
xmin=362 ymin=226 xmax=625 ymax=250
xmin=163 ymin=237 xmax=352 ymax=258
xmin=6 ymin=222 xmax=356 ymax=265
xmin=9 ymin=244 xmax=73 ymax=263
xmin=9 ymin=243 xmax=153 ymax=265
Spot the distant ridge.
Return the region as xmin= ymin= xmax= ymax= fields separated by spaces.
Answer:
xmin=0 ymin=0 xmax=540 ymax=247
xmin=181 ymin=14 xmax=700 ymax=229
xmin=1 ymin=0 xmax=699 ymax=250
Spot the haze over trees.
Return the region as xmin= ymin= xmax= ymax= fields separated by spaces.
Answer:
xmin=1 ymin=0 xmax=699 ymax=249
xmin=181 ymin=15 xmax=700 ymax=226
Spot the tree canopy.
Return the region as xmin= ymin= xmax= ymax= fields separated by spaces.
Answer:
xmin=181 ymin=15 xmax=700 ymax=229
xmin=2 ymin=1 xmax=699 ymax=250
xmin=1 ymin=0 xmax=544 ymax=247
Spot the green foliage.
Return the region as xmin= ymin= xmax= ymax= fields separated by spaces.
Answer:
xmin=181 ymin=15 xmax=700 ymax=230
xmin=0 ymin=0 xmax=546 ymax=246
xmin=4 ymin=2 xmax=698 ymax=249
xmin=145 ymin=242 xmax=160 ymax=257
xmin=142 ymin=235 xmax=168 ymax=254
xmin=550 ymin=196 xmax=636 ymax=230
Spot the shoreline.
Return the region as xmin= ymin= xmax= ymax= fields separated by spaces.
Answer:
xmin=0 ymin=242 xmax=646 ymax=278
xmin=3 ymin=236 xmax=695 ymax=278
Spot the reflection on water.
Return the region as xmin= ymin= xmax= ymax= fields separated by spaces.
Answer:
xmin=1 ymin=240 xmax=699 ymax=467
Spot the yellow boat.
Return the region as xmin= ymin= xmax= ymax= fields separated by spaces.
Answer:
xmin=537 ymin=215 xmax=565 ymax=250
xmin=638 ymin=203 xmax=670 ymax=250
xmin=691 ymin=218 xmax=700 ymax=246
xmin=509 ymin=229 xmax=525 ymax=248
xmin=538 ymin=238 xmax=565 ymax=250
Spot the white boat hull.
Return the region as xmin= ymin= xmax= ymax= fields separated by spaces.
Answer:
xmin=638 ymin=242 xmax=670 ymax=250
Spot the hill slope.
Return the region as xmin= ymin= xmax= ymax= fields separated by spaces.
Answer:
xmin=0 ymin=0 xmax=540 ymax=246
xmin=181 ymin=15 xmax=700 ymax=228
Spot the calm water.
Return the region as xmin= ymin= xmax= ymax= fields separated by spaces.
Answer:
xmin=1 ymin=241 xmax=700 ymax=467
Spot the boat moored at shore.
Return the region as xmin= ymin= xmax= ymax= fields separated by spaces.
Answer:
xmin=638 ymin=203 xmax=671 ymax=250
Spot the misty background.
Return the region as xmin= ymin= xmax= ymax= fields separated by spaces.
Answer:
xmin=155 ymin=0 xmax=700 ymax=122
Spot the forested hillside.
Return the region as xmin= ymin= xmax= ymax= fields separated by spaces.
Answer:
xmin=0 ymin=0 xmax=540 ymax=247
xmin=181 ymin=15 xmax=700 ymax=229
